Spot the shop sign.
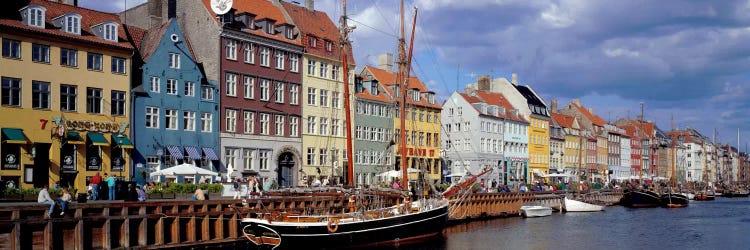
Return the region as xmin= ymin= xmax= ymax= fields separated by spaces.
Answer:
xmin=2 ymin=146 xmax=20 ymax=170
xmin=111 ymin=156 xmax=124 ymax=171
xmin=61 ymin=146 xmax=76 ymax=172
xmin=87 ymin=155 xmax=101 ymax=171
xmin=62 ymin=119 xmax=127 ymax=133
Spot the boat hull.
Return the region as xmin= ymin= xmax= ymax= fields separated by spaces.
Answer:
xmin=694 ymin=192 xmax=715 ymax=201
xmin=520 ymin=205 xmax=553 ymax=217
xmin=241 ymin=203 xmax=449 ymax=249
xmin=660 ymin=193 xmax=689 ymax=208
xmin=620 ymin=190 xmax=661 ymax=208
xmin=564 ymin=197 xmax=604 ymax=212
xmin=721 ymin=190 xmax=750 ymax=197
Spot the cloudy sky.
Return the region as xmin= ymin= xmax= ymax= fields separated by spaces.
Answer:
xmin=82 ymin=0 xmax=750 ymax=147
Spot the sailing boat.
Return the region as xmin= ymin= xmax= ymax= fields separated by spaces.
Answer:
xmin=659 ymin=118 xmax=689 ymax=208
xmin=239 ymin=1 xmax=448 ymax=248
xmin=563 ymin=119 xmax=603 ymax=212
xmin=620 ymin=116 xmax=662 ymax=208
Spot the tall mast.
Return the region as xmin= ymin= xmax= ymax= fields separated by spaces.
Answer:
xmin=671 ymin=114 xmax=675 ymax=188
xmin=396 ymin=0 xmax=417 ymax=189
xmin=341 ymin=0 xmax=354 ymax=186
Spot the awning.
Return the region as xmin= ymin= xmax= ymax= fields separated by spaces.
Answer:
xmin=87 ymin=132 xmax=109 ymax=146
xmin=167 ymin=145 xmax=184 ymax=159
xmin=66 ymin=132 xmax=85 ymax=144
xmin=1 ymin=128 xmax=28 ymax=144
xmin=202 ymin=147 xmax=219 ymax=161
xmin=185 ymin=146 xmax=202 ymax=160
xmin=111 ymin=134 xmax=134 ymax=149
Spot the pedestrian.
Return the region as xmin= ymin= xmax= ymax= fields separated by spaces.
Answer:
xmin=137 ymin=186 xmax=147 ymax=202
xmin=193 ymin=187 xmax=206 ymax=201
xmin=37 ymin=184 xmax=55 ymax=219
xmin=232 ymin=179 xmax=241 ymax=199
xmin=90 ymin=172 xmax=102 ymax=200
xmin=57 ymin=188 xmax=72 ymax=216
xmin=106 ymin=173 xmax=117 ymax=200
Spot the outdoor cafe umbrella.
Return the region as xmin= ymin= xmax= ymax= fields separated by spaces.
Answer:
xmin=150 ymin=163 xmax=218 ymax=177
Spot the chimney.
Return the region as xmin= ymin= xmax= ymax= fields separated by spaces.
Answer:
xmin=305 ymin=0 xmax=315 ymax=10
xmin=550 ymin=99 xmax=558 ymax=113
xmin=588 ymin=107 xmax=593 ymax=113
xmin=378 ymin=53 xmax=394 ymax=72
xmin=572 ymin=98 xmax=580 ymax=106
xmin=511 ymin=73 xmax=518 ymax=86
xmin=477 ymin=75 xmax=490 ymax=91
xmin=168 ymin=0 xmax=176 ymax=19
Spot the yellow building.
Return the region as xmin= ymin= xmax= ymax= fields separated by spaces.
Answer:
xmin=361 ymin=63 xmax=442 ymax=181
xmin=0 ymin=0 xmax=135 ymax=191
xmin=552 ymin=113 xmax=584 ymax=171
xmin=528 ymin=115 xmax=550 ymax=180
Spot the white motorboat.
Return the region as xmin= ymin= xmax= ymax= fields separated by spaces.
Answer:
xmin=519 ymin=204 xmax=553 ymax=218
xmin=679 ymin=192 xmax=695 ymax=200
xmin=564 ymin=197 xmax=604 ymax=212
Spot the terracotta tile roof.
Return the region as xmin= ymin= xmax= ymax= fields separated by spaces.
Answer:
xmin=355 ymin=87 xmax=391 ymax=103
xmin=473 ymin=90 xmax=528 ymax=123
xmin=550 ymin=112 xmax=575 ymax=128
xmin=125 ymin=25 xmax=146 ymax=52
xmin=363 ymin=65 xmax=440 ymax=109
xmin=281 ymin=2 xmax=354 ymax=63
xmin=573 ymin=103 xmax=606 ymax=126
xmin=136 ymin=21 xmax=170 ymax=61
xmin=200 ymin=0 xmax=300 ymax=45
xmin=457 ymin=93 xmax=499 ymax=117
xmin=0 ymin=0 xmax=135 ymax=50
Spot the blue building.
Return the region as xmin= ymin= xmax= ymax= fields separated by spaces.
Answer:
xmin=130 ymin=19 xmax=220 ymax=184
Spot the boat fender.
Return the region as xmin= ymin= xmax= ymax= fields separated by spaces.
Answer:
xmin=327 ymin=218 xmax=340 ymax=233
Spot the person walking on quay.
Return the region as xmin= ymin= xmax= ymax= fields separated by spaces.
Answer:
xmin=232 ymin=179 xmax=241 ymax=199
xmin=37 ymin=184 xmax=55 ymax=219
xmin=136 ymin=186 xmax=147 ymax=202
xmin=90 ymin=172 xmax=102 ymax=200
xmin=57 ymin=188 xmax=72 ymax=216
xmin=106 ymin=173 xmax=117 ymax=200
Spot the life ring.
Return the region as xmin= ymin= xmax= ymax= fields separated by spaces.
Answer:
xmin=327 ymin=218 xmax=340 ymax=233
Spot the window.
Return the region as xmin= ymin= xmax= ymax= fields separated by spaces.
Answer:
xmin=243 ymin=76 xmax=254 ymax=99
xmin=103 ymin=24 xmax=118 ymax=41
xmin=225 ymin=109 xmax=237 ymax=132
xmin=65 ymin=15 xmax=80 ymax=34
xmin=307 ymin=59 xmax=316 ymax=76
xmin=111 ymin=90 xmax=125 ymax=116
xmin=32 ymin=81 xmax=50 ymax=109
xmin=243 ymin=149 xmax=255 ymax=170
xmin=319 ymin=118 xmax=328 ymax=135
xmin=244 ymin=111 xmax=254 ymax=134
xmin=325 ymin=41 xmax=332 ymax=51
xmin=308 ymin=36 xmax=317 ymax=47
xmin=274 ymin=82 xmax=284 ymax=103
xmin=225 ymin=39 xmax=237 ymax=60
xmin=285 ymin=27 xmax=293 ymax=39
xmin=319 ymin=90 xmax=328 ymax=107
xmin=145 ymin=106 xmax=159 ymax=128
xmin=224 ymin=148 xmax=239 ymax=172
xmin=290 ymin=116 xmax=299 ymax=136
xmin=259 ymin=79 xmax=269 ymax=101
xmin=274 ymin=50 xmax=284 ymax=69
xmin=184 ymin=81 xmax=195 ymax=96
xmin=27 ymin=7 xmax=45 ymax=28
xmin=289 ymin=84 xmax=299 ymax=105
xmin=331 ymin=119 xmax=340 ymax=136
xmin=31 ymin=43 xmax=50 ymax=63
xmin=260 ymin=113 xmax=270 ymax=135
xmin=111 ymin=57 xmax=126 ymax=74
xmin=259 ymin=150 xmax=269 ymax=170
xmin=319 ymin=148 xmax=328 ymax=165
xmin=275 ymin=115 xmax=284 ymax=136
xmin=87 ymin=52 xmax=102 ymax=70
xmin=331 ymin=65 xmax=339 ymax=80
xmin=60 ymin=48 xmax=77 ymax=67
xmin=290 ymin=54 xmax=299 ymax=72
xmin=307 ymin=147 xmax=315 ymax=165
xmin=60 ymin=84 xmax=77 ymax=111
xmin=243 ymin=42 xmax=254 ymax=64
xmin=169 ymin=53 xmax=180 ymax=69
xmin=150 ymin=77 xmax=160 ymax=93
xmin=265 ymin=22 xmax=274 ymax=34
xmin=201 ymin=113 xmax=213 ymax=132
xmin=166 ymin=109 xmax=178 ymax=130
xmin=260 ymin=47 xmax=270 ymax=67
xmin=2 ymin=39 xmax=21 ymax=59
xmin=202 ymin=86 xmax=214 ymax=100
xmin=319 ymin=62 xmax=328 ymax=78
xmin=1 ymin=77 xmax=21 ymax=107
xmin=307 ymin=87 xmax=316 ymax=105
xmin=183 ymin=111 xmax=196 ymax=131
xmin=166 ymin=79 xmax=178 ymax=95
xmin=225 ymin=73 xmax=237 ymax=96
xmin=307 ymin=116 xmax=316 ymax=134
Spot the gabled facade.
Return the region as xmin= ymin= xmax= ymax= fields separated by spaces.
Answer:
xmin=353 ymin=77 xmax=393 ymax=186
xmin=1 ymin=0 xmax=135 ymax=191
xmin=551 ymin=112 xmax=583 ymax=175
xmin=549 ymin=115 xmax=565 ymax=172
xmin=130 ymin=19 xmax=219 ymax=185
xmin=560 ymin=99 xmax=608 ymax=182
xmin=282 ymin=2 xmax=352 ymax=185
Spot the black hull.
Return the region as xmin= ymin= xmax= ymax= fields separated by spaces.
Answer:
xmin=620 ymin=190 xmax=661 ymax=208
xmin=721 ymin=191 xmax=750 ymax=197
xmin=242 ymin=204 xmax=449 ymax=249
xmin=660 ymin=193 xmax=689 ymax=208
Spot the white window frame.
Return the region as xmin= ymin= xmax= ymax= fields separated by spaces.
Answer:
xmin=307 ymin=87 xmax=316 ymax=105
xmin=244 ymin=111 xmax=254 ymax=134
xmin=226 ymin=39 xmax=237 ymax=60
xmin=150 ymin=77 xmax=160 ymax=93
xmin=260 ymin=79 xmax=270 ymax=101
xmin=201 ymin=113 xmax=213 ymax=132
xmin=165 ymin=109 xmax=178 ymax=130
xmin=331 ymin=91 xmax=340 ymax=108
xmin=290 ymin=84 xmax=299 ymax=105
xmin=260 ymin=113 xmax=270 ymax=135
xmin=103 ymin=23 xmax=118 ymax=41
xmin=332 ymin=119 xmax=340 ymax=136
xmin=169 ymin=53 xmax=180 ymax=69
xmin=290 ymin=116 xmax=299 ymax=137
xmin=244 ymin=76 xmax=254 ymax=99
xmin=225 ymin=109 xmax=237 ymax=132
xmin=145 ymin=106 xmax=160 ymax=128
xmin=274 ymin=82 xmax=284 ymax=103
xmin=27 ymin=7 xmax=45 ymax=28
xmin=319 ymin=62 xmax=328 ymax=78
xmin=184 ymin=81 xmax=195 ymax=96
xmin=259 ymin=150 xmax=269 ymax=170
xmin=260 ymin=47 xmax=270 ymax=67
xmin=307 ymin=116 xmax=316 ymax=134
xmin=319 ymin=117 xmax=328 ymax=136
xmin=290 ymin=54 xmax=299 ymax=72
xmin=331 ymin=65 xmax=339 ymax=80
xmin=307 ymin=59 xmax=316 ymax=76
xmin=274 ymin=49 xmax=285 ymax=70
xmin=319 ymin=89 xmax=328 ymax=107
xmin=65 ymin=15 xmax=81 ymax=35
xmin=275 ymin=115 xmax=285 ymax=136
xmin=225 ymin=73 xmax=237 ymax=96
xmin=166 ymin=79 xmax=178 ymax=95
xmin=202 ymin=86 xmax=214 ymax=100
xmin=243 ymin=42 xmax=254 ymax=64
xmin=183 ymin=111 xmax=196 ymax=131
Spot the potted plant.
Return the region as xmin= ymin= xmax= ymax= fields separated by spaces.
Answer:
xmin=3 ymin=188 xmax=22 ymax=201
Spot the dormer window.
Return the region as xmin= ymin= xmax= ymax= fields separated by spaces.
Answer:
xmin=325 ymin=41 xmax=332 ymax=51
xmin=428 ymin=93 xmax=435 ymax=104
xmin=65 ymin=15 xmax=81 ymax=34
xmin=265 ymin=22 xmax=275 ymax=34
xmin=103 ymin=23 xmax=118 ymax=41
xmin=21 ymin=5 xmax=46 ymax=28
xmin=371 ymin=82 xmax=379 ymax=95
xmin=308 ymin=36 xmax=317 ymax=47
xmin=410 ymin=89 xmax=420 ymax=102
xmin=285 ymin=27 xmax=294 ymax=40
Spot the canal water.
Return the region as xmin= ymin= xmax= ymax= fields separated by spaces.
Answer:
xmin=234 ymin=197 xmax=749 ymax=250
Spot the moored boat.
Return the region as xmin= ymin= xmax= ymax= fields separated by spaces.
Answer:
xmin=620 ymin=189 xmax=661 ymax=208
xmin=564 ymin=197 xmax=604 ymax=212
xmin=660 ymin=192 xmax=689 ymax=208
xmin=721 ymin=189 xmax=750 ymax=197
xmin=520 ymin=203 xmax=553 ymax=218
xmin=694 ymin=191 xmax=715 ymax=201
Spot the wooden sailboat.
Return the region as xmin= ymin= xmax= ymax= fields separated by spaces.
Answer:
xmin=565 ymin=130 xmax=604 ymax=212
xmin=239 ymin=1 xmax=449 ymax=248
xmin=660 ymin=115 xmax=689 ymax=208
xmin=620 ymin=112 xmax=662 ymax=208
